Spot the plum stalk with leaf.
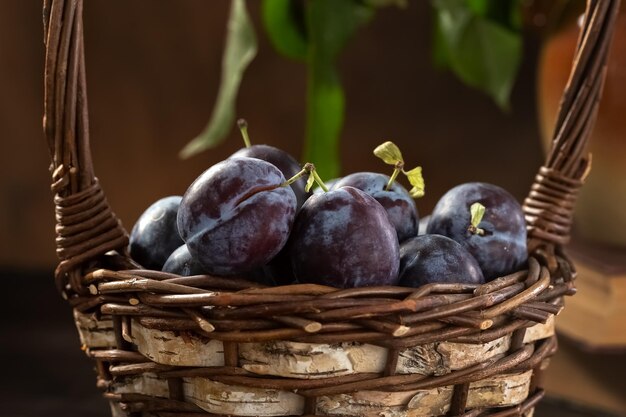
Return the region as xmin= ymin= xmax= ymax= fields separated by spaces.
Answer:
xmin=333 ymin=141 xmax=424 ymax=242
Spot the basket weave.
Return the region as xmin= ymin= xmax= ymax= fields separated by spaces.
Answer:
xmin=42 ymin=1 xmax=621 ymax=416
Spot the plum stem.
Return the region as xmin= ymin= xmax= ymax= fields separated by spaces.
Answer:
xmin=283 ymin=166 xmax=308 ymax=187
xmin=385 ymin=162 xmax=403 ymax=191
xmin=282 ymin=163 xmax=329 ymax=192
xmin=237 ymin=118 xmax=252 ymax=148
xmin=311 ymin=169 xmax=329 ymax=192
xmin=468 ymin=202 xmax=486 ymax=236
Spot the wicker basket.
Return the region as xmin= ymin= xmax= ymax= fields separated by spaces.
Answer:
xmin=42 ymin=1 xmax=621 ymax=416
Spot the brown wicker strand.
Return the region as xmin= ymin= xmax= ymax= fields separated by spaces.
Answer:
xmin=449 ymin=382 xmax=471 ymax=416
xmin=44 ymin=0 xmax=128 ymax=293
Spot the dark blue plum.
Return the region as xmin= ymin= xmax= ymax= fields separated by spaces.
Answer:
xmin=333 ymin=172 xmax=418 ymax=242
xmin=231 ymin=145 xmax=309 ymax=209
xmin=177 ymin=157 xmax=297 ymax=276
xmin=129 ymin=196 xmax=184 ymax=270
xmin=426 ymin=182 xmax=527 ymax=280
xmin=162 ymin=245 xmax=206 ymax=276
xmin=288 ymin=186 xmax=400 ymax=288
xmin=398 ymin=235 xmax=484 ymax=288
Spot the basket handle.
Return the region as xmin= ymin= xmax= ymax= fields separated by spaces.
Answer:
xmin=43 ymin=0 xmax=128 ymax=294
xmin=43 ymin=1 xmax=620 ymax=292
xmin=522 ymin=0 xmax=621 ymax=267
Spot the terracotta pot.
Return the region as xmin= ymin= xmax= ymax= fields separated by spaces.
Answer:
xmin=538 ymin=4 xmax=626 ymax=248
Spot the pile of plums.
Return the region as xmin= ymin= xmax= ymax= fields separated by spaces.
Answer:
xmin=129 ymin=123 xmax=527 ymax=289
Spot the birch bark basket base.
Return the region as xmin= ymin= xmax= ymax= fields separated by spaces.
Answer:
xmin=73 ymin=310 xmax=116 ymax=349
xmin=111 ymin=372 xmax=170 ymax=398
xmin=237 ymin=319 xmax=555 ymax=380
xmin=130 ymin=319 xmax=225 ymax=367
xmin=183 ymin=378 xmax=305 ymax=416
xmin=316 ymin=370 xmax=532 ymax=417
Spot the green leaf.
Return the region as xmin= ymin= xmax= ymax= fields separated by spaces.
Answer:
xmin=404 ymin=166 xmax=425 ymax=198
xmin=469 ymin=202 xmax=486 ymax=235
xmin=432 ymin=0 xmax=522 ymax=109
xmin=262 ymin=0 xmax=308 ymax=61
xmin=470 ymin=202 xmax=486 ymax=227
xmin=432 ymin=12 xmax=451 ymax=69
xmin=373 ymin=141 xmax=404 ymax=166
xmin=467 ymin=0 xmax=489 ymax=16
xmin=304 ymin=0 xmax=373 ymax=179
xmin=180 ymin=0 xmax=258 ymax=158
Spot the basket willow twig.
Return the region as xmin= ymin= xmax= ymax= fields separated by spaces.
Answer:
xmin=43 ymin=1 xmax=620 ymax=416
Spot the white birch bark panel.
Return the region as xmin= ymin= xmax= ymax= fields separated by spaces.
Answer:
xmin=129 ymin=319 xmax=224 ymax=367
xmin=239 ymin=341 xmax=387 ymax=379
xmin=240 ymin=337 xmax=512 ymax=380
xmin=317 ymin=387 xmax=453 ymax=417
xmin=523 ymin=315 xmax=555 ymax=343
xmin=467 ymin=370 xmax=532 ymax=409
xmin=111 ymin=372 xmax=170 ymax=398
xmin=399 ymin=336 xmax=511 ymax=375
xmin=109 ymin=402 xmax=126 ymax=417
xmin=73 ymin=310 xmax=116 ymax=349
xmin=183 ymin=378 xmax=304 ymax=416
xmin=316 ymin=371 xmax=532 ymax=417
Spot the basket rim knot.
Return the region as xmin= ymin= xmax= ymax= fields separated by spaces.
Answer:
xmin=54 ymin=177 xmax=128 ymax=294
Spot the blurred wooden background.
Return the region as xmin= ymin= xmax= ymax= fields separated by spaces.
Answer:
xmin=0 ymin=0 xmax=544 ymax=269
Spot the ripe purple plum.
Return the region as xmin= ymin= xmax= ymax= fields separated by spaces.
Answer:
xmin=231 ymin=119 xmax=309 ymax=209
xmin=231 ymin=144 xmax=309 ymax=209
xmin=162 ymin=245 xmax=206 ymax=276
xmin=289 ymin=186 xmax=400 ymax=288
xmin=129 ymin=196 xmax=184 ymax=270
xmin=398 ymin=235 xmax=484 ymax=287
xmin=426 ymin=182 xmax=527 ymax=280
xmin=177 ymin=157 xmax=297 ymax=276
xmin=333 ymin=172 xmax=418 ymax=242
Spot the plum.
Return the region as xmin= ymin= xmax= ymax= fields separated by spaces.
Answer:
xmin=162 ymin=244 xmax=206 ymax=276
xmin=426 ymin=182 xmax=527 ymax=280
xmin=288 ymin=186 xmax=400 ymax=288
xmin=333 ymin=172 xmax=418 ymax=242
xmin=231 ymin=144 xmax=309 ymax=209
xmin=231 ymin=120 xmax=309 ymax=209
xmin=177 ymin=157 xmax=297 ymax=276
xmin=398 ymin=235 xmax=484 ymax=287
xmin=129 ymin=196 xmax=184 ymax=270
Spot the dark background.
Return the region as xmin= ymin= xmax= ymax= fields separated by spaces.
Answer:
xmin=0 ymin=1 xmax=624 ymax=416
